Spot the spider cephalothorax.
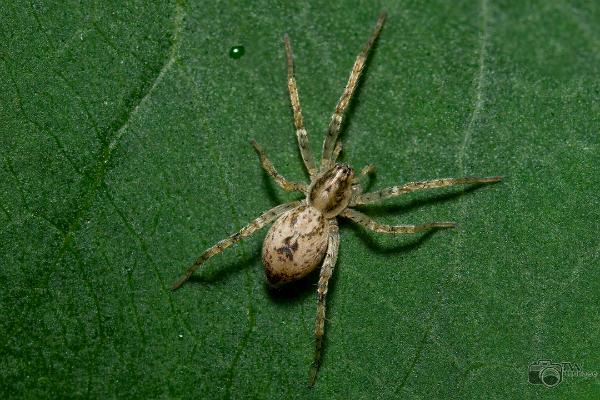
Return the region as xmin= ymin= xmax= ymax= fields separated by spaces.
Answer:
xmin=308 ymin=163 xmax=354 ymax=217
xmin=171 ymin=12 xmax=501 ymax=386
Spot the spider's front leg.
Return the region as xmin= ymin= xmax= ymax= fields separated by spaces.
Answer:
xmin=309 ymin=219 xmax=340 ymax=387
xmin=284 ymin=34 xmax=318 ymax=177
xmin=251 ymin=140 xmax=307 ymax=193
xmin=321 ymin=12 xmax=386 ymax=170
xmin=171 ymin=201 xmax=302 ymax=290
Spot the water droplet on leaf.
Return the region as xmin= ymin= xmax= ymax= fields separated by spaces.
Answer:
xmin=229 ymin=45 xmax=245 ymax=59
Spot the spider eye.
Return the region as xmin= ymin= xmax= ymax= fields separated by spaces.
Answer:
xmin=337 ymin=163 xmax=352 ymax=173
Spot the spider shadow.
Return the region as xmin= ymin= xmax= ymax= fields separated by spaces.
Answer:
xmin=360 ymin=169 xmax=378 ymax=193
xmin=259 ymin=168 xmax=283 ymax=204
xmin=266 ymin=267 xmax=320 ymax=305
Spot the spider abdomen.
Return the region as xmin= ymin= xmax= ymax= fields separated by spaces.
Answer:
xmin=262 ymin=204 xmax=328 ymax=287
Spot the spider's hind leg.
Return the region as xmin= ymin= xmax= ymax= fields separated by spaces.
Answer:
xmin=171 ymin=201 xmax=301 ymax=290
xmin=309 ymin=219 xmax=340 ymax=387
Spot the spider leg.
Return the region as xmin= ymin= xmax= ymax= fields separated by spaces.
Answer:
xmin=320 ymin=12 xmax=386 ymax=170
xmin=332 ymin=140 xmax=343 ymax=162
xmin=340 ymin=208 xmax=456 ymax=233
xmin=251 ymin=140 xmax=307 ymax=193
xmin=284 ymin=34 xmax=318 ymax=177
xmin=171 ymin=201 xmax=302 ymax=290
xmin=352 ymin=176 xmax=502 ymax=206
xmin=308 ymin=218 xmax=340 ymax=387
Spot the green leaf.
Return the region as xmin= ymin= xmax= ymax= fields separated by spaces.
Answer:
xmin=2 ymin=0 xmax=599 ymax=398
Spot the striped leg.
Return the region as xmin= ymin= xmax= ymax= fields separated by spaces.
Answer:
xmin=332 ymin=140 xmax=343 ymax=162
xmin=309 ymin=219 xmax=340 ymax=387
xmin=352 ymin=176 xmax=502 ymax=206
xmin=284 ymin=34 xmax=317 ymax=177
xmin=171 ymin=201 xmax=302 ymax=290
xmin=251 ymin=140 xmax=307 ymax=193
xmin=320 ymin=12 xmax=386 ymax=170
xmin=340 ymin=208 xmax=456 ymax=233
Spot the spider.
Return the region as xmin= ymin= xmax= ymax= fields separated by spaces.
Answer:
xmin=171 ymin=11 xmax=501 ymax=386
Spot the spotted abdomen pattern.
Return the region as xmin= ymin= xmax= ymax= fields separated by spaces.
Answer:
xmin=262 ymin=204 xmax=328 ymax=287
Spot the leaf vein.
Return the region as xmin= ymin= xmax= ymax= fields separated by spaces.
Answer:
xmin=108 ymin=1 xmax=185 ymax=153
xmin=458 ymin=0 xmax=490 ymax=174
xmin=103 ymin=186 xmax=203 ymax=348
xmin=1 ymin=56 xmax=82 ymax=175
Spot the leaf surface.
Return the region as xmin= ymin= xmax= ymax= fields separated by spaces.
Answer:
xmin=2 ymin=1 xmax=599 ymax=398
